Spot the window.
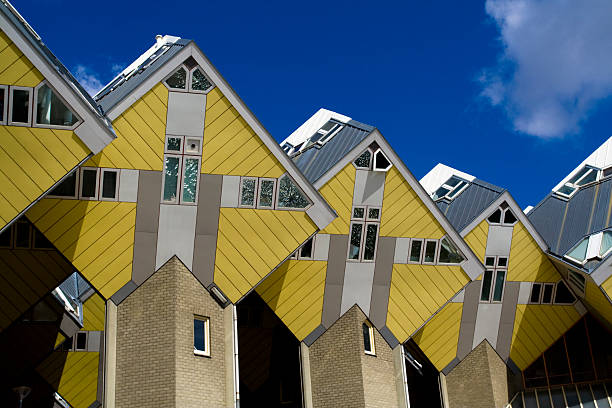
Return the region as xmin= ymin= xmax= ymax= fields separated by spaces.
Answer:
xmin=480 ymin=256 xmax=507 ymax=302
xmin=564 ymin=230 xmax=612 ymax=265
xmin=373 ymin=149 xmax=392 ymax=172
xmin=165 ymin=66 xmax=187 ymax=89
xmin=257 ymin=178 xmax=276 ymax=208
xmin=487 ymin=203 xmax=517 ymax=225
xmin=239 ymin=177 xmax=257 ymax=207
xmin=75 ymin=332 xmax=87 ymax=351
xmin=190 ymin=68 xmax=213 ymax=92
xmin=162 ymin=136 xmax=201 ymax=205
xmin=423 ymin=240 xmax=438 ymax=264
xmin=48 ymin=171 xmax=78 ymax=199
xmin=312 ymin=120 xmax=343 ymax=145
xmin=554 ymin=281 xmax=576 ymax=304
xmin=290 ymin=236 xmax=315 ymax=260
xmin=530 ymin=281 xmax=576 ymax=304
xmin=194 ymin=316 xmax=210 ymax=356
xmin=363 ymin=321 xmax=375 ymax=356
xmin=556 ymin=166 xmax=600 ymax=198
xmin=354 ymin=149 xmax=373 ymax=169
xmin=0 ymin=221 xmax=54 ymax=250
xmin=409 ymin=239 xmax=423 ymax=263
xmin=348 ymin=206 xmax=381 ymax=262
xmin=568 ymin=270 xmax=586 ymax=294
xmin=79 ymin=167 xmax=99 ymax=199
xmin=165 ymin=63 xmax=215 ymax=93
xmin=0 ymin=85 xmax=7 ymax=124
xmin=101 ymin=169 xmax=119 ymax=200
xmin=9 ymin=86 xmax=32 ymax=126
xmin=34 ymin=82 xmax=79 ymax=128
xmin=541 ymin=283 xmax=554 ymax=304
xmin=437 ymin=236 xmax=465 ymax=264
xmin=277 ymin=174 xmax=310 ymax=209
xmin=432 ymin=176 xmax=469 ymax=201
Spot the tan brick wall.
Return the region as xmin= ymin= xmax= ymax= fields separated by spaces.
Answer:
xmin=309 ymin=305 xmax=399 ymax=408
xmin=115 ymin=257 xmax=227 ymax=408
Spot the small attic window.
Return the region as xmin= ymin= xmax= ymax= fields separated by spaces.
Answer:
xmin=556 ymin=165 xmax=600 ymax=198
xmin=487 ymin=203 xmax=517 ymax=225
xmin=191 ymin=68 xmax=212 ymax=92
xmin=564 ymin=230 xmax=612 ymax=265
xmin=166 ymin=67 xmax=187 ymax=89
xmin=354 ymin=149 xmax=372 ymax=169
xmin=277 ymin=174 xmax=310 ymax=209
xmin=432 ymin=176 xmax=468 ymax=201
xmin=315 ymin=120 xmax=343 ymax=145
xmin=35 ymin=82 xmax=79 ymax=128
xmin=373 ymin=149 xmax=392 ymax=172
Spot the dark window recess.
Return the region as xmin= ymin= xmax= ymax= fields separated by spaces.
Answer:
xmin=299 ymin=237 xmax=313 ymax=258
xmin=481 ymin=270 xmax=493 ymax=301
xmin=542 ymin=284 xmax=554 ymax=304
xmin=404 ymin=339 xmax=444 ymax=408
xmin=15 ymin=222 xmax=30 ymax=248
xmin=488 ymin=209 xmax=502 ymax=223
xmin=530 ymin=283 xmax=542 ymax=303
xmin=50 ymin=172 xmax=77 ymax=197
xmin=554 ymin=281 xmax=576 ymax=304
xmin=363 ymin=224 xmax=378 ymax=260
xmin=363 ymin=323 xmax=372 ymax=352
xmin=498 ymin=257 xmax=508 ymax=267
xmin=424 ymin=241 xmax=436 ymax=262
xmin=76 ymin=332 xmax=87 ymax=350
xmin=524 ymin=356 xmax=548 ymax=388
xmin=11 ymin=89 xmax=29 ymax=123
xmin=0 ymin=225 xmax=11 ymax=247
xmin=374 ymin=150 xmax=391 ymax=170
xmin=485 ymin=257 xmax=495 ymax=267
xmin=545 ymin=341 xmax=571 ymax=385
xmin=33 ymin=229 xmax=53 ymax=249
xmin=410 ymin=240 xmax=422 ymax=262
xmin=566 ymin=320 xmax=595 ymax=382
xmin=194 ymin=319 xmax=206 ymax=352
xmin=504 ymin=209 xmax=517 ymax=224
xmin=60 ymin=337 xmax=73 ymax=351
xmin=101 ymin=171 xmax=117 ymax=199
xmin=81 ymin=169 xmax=98 ymax=198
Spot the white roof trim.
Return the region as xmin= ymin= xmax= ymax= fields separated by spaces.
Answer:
xmin=420 ymin=163 xmax=476 ymax=196
xmin=281 ymin=108 xmax=351 ymax=148
xmin=552 ymin=135 xmax=612 ymax=192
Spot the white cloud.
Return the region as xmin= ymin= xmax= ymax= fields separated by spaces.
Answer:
xmin=481 ymin=0 xmax=612 ymax=138
xmin=74 ymin=65 xmax=103 ymax=96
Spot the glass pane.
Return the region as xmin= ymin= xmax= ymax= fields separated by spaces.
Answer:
xmin=374 ymin=150 xmax=390 ymax=170
xmin=545 ymin=341 xmax=571 ymax=385
xmin=368 ymin=208 xmax=380 ymax=220
xmin=0 ymin=225 xmax=11 ymax=247
xmin=348 ymin=223 xmax=363 ymax=260
xmin=0 ymin=88 xmax=4 ymax=121
xmin=542 ymin=284 xmax=554 ymax=304
xmin=409 ymin=240 xmax=422 ymax=262
xmin=481 ymin=270 xmax=493 ymax=301
xmin=438 ymin=237 xmax=464 ymax=264
xmin=567 ymin=238 xmax=589 ymax=262
xmin=485 ymin=257 xmax=496 ymax=266
xmin=163 ymin=157 xmax=180 ymax=202
xmin=258 ymin=180 xmax=274 ymax=208
xmin=166 ymin=67 xmax=186 ymax=89
xmin=497 ymin=257 xmax=508 ymax=267
xmin=524 ymin=356 xmax=548 ymax=388
xmin=363 ymin=224 xmax=378 ymax=261
xmin=524 ymin=391 xmax=538 ymax=408
xmin=11 ymin=89 xmax=29 ymax=123
xmin=550 ymin=388 xmax=566 ymax=408
xmin=182 ymin=158 xmax=199 ymax=203
xmin=432 ymin=186 xmax=450 ymax=200
xmin=448 ymin=180 xmax=466 ymax=198
xmin=503 ymin=209 xmax=517 ymax=224
xmin=568 ymin=167 xmax=590 ymax=184
xmin=191 ymin=68 xmax=212 ymax=91
xmin=81 ymin=169 xmax=97 ymax=198
xmin=76 ymin=332 xmax=87 ymax=350
xmin=566 ymin=320 xmax=595 ymax=382
xmin=492 ymin=270 xmax=505 ymax=301
xmin=34 ymin=229 xmax=53 ymax=249
xmin=558 ymin=184 xmax=576 ymax=196
xmin=277 ymin=175 xmax=310 ymax=208
xmin=576 ymin=169 xmax=597 ymax=186
xmin=299 ymin=238 xmax=313 ymax=258
xmin=101 ymin=171 xmax=117 ymax=199
xmin=15 ymin=222 xmax=30 ymax=248
xmin=424 ymin=241 xmax=437 ymax=262
xmin=537 ymin=390 xmax=552 ymax=408
xmin=194 ymin=319 xmax=205 ymax=351
xmin=511 ymin=394 xmax=524 ymax=408
xmin=167 ymin=137 xmax=182 ymax=152
xmin=554 ymin=281 xmax=575 ymax=304
xmin=36 ymin=84 xmax=78 ymax=126
xmin=240 ymin=179 xmax=256 ymax=206
xmin=354 ymin=150 xmax=371 ymax=168
xmin=591 ymin=384 xmax=611 ymax=408
xmin=353 ymin=207 xmax=365 ymax=219
xmin=601 ymin=231 xmax=612 ymax=256
xmin=362 ymin=323 xmax=372 ymax=352
xmin=488 ymin=209 xmax=502 ymax=223
xmin=50 ymin=172 xmax=77 ymax=197
xmin=564 ymin=386 xmax=580 ymax=408
xmin=530 ymin=283 xmax=542 ymax=303
xmin=578 ymin=384 xmax=596 ymax=408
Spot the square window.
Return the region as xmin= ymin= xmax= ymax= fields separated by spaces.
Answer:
xmin=194 ymin=316 xmax=210 ymax=356
xmin=184 ymin=137 xmax=202 ymax=155
xmin=409 ymin=239 xmax=423 ymax=263
xmin=79 ymin=168 xmax=99 ymax=199
xmin=166 ymin=136 xmax=183 ymax=154
xmin=101 ymin=169 xmax=119 ymax=200
xmin=239 ymin=178 xmax=257 ymax=207
xmin=352 ymin=207 xmax=365 ymax=220
xmin=367 ymin=207 xmax=381 ymax=221
xmin=497 ymin=257 xmax=508 ymax=267
xmin=485 ymin=257 xmax=496 ymax=267
xmin=9 ymin=86 xmax=32 ymax=126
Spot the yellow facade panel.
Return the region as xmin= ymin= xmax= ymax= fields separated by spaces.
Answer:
xmin=412 ymin=303 xmax=462 ymax=371
xmin=202 ymin=87 xmax=285 ymax=177
xmin=507 ymin=222 xmax=560 ymax=282
xmin=386 ymin=263 xmax=469 ymax=342
xmin=463 ymin=219 xmax=488 ymax=262
xmin=509 ymin=304 xmax=581 ymax=370
xmin=0 ymin=32 xmax=44 ymax=87
xmin=214 ymin=208 xmax=317 ymax=303
xmin=586 ymin=279 xmax=612 ymax=326
xmin=27 ymin=199 xmax=137 ymax=299
xmin=257 ymin=260 xmax=327 ymax=341
xmin=82 ymin=293 xmax=105 ymax=331
xmin=84 ymin=83 xmax=168 ymax=170
xmin=381 ymin=167 xmax=445 ymax=238
xmin=319 ymin=164 xmax=355 ymax=234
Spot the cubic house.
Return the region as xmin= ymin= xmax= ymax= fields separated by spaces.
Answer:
xmin=1 ymin=2 xmax=612 ymax=408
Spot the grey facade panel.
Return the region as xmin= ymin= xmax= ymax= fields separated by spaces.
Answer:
xmin=528 ymin=194 xmax=567 ymax=253
xmin=558 ymin=185 xmax=596 ymax=255
xmin=496 ymin=282 xmax=520 ymax=361
xmin=132 ymin=171 xmax=162 ymax=285
xmin=193 ymin=174 xmax=223 ymax=287
xmin=110 ymin=280 xmax=138 ymax=304
xmin=369 ymin=237 xmax=395 ymax=329
xmin=379 ymin=325 xmax=399 ymax=348
xmin=456 ymin=280 xmax=480 ymax=360
xmin=590 ymin=179 xmax=612 ymax=233
xmin=302 ymin=324 xmax=326 ymax=347
xmin=321 ymin=235 xmax=349 ymax=328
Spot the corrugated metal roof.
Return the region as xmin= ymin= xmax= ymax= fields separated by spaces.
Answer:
xmin=291 ymin=121 xmax=373 ymax=184
xmin=440 ymin=178 xmax=505 ymax=232
xmin=95 ymin=39 xmax=191 ymax=113
xmin=0 ymin=1 xmax=112 ymax=130
xmin=528 ymin=194 xmax=567 ymax=251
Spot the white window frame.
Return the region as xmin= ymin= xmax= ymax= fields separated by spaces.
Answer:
xmin=363 ymin=321 xmax=376 ymax=356
xmin=79 ymin=167 xmax=100 ymax=200
xmin=353 ymin=148 xmax=373 ymax=170
xmin=480 ymin=255 xmax=507 ymax=303
xmin=556 ymin=166 xmax=600 ymax=199
xmin=275 ymin=173 xmax=312 ymax=211
xmin=188 ymin=66 xmax=215 ymax=94
xmin=184 ymin=136 xmax=203 ymax=156
xmin=352 ymin=206 xmax=366 ymax=220
xmin=432 ymin=176 xmax=469 ymax=201
xmin=256 ymin=178 xmax=277 ymax=209
xmin=540 ymin=282 xmax=555 ymax=304
xmin=179 ymin=156 xmax=201 ymax=206
xmin=161 ymin=154 xmax=182 ymax=204
xmin=422 ymin=239 xmax=439 ymax=265
xmin=297 ymin=236 xmax=315 ymax=260
xmin=347 ymin=221 xmax=365 ymax=262
xmin=436 ymin=236 xmax=466 ymax=265
xmin=8 ymin=85 xmax=33 ymax=127
xmin=408 ymin=238 xmax=424 ymax=264
xmin=348 ymin=207 xmax=381 ymax=262
xmin=361 ymin=222 xmax=380 ymax=262
xmin=194 ymin=316 xmax=211 ymax=357
xmin=163 ymin=64 xmax=189 ymax=92
xmin=0 ymin=84 xmax=7 ymax=125
xmin=165 ymin=135 xmax=184 ymax=154
xmin=47 ymin=171 xmax=80 ymax=199
xmin=366 ymin=206 xmax=381 ymax=221
xmin=239 ymin=177 xmax=258 ymax=208
xmin=372 ymin=148 xmax=393 ymax=172
xmin=528 ymin=282 xmax=543 ymax=304
xmin=74 ymin=331 xmax=88 ymax=351
xmin=32 ymin=81 xmax=82 ymax=130
xmin=99 ymin=169 xmax=120 ymax=201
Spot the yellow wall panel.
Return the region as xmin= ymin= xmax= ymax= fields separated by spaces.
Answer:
xmin=215 ymin=208 xmax=317 ymax=303
xmin=381 ymin=167 xmax=445 ymax=238
xmin=318 ymin=164 xmax=355 ymax=234
xmin=84 ymin=83 xmax=167 ymax=170
xmin=412 ymin=303 xmax=462 ymax=371
xmin=0 ymin=125 xmax=89 ymax=229
xmin=507 ymin=222 xmax=560 ymax=282
xmin=586 ymin=279 xmax=612 ymax=326
xmin=202 ymin=87 xmax=285 ymax=177
xmin=37 ymin=351 xmax=99 ymax=408
xmin=82 ymin=293 xmax=105 ymax=331
xmin=463 ymin=219 xmax=488 ymax=262
xmin=0 ymin=31 xmax=44 ymax=87
xmin=386 ymin=263 xmax=469 ymax=342
xmin=509 ymin=304 xmax=580 ymax=370
xmin=27 ymin=199 xmax=137 ymax=299
xmin=257 ymin=260 xmax=327 ymax=341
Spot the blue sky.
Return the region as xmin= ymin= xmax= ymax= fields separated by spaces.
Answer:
xmin=17 ymin=0 xmax=612 ymax=208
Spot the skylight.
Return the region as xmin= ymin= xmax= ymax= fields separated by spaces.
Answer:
xmin=565 ymin=229 xmax=612 ymax=264
xmin=556 ymin=165 xmax=600 ymax=198
xmin=287 ymin=120 xmax=344 ymax=156
xmin=432 ymin=176 xmax=469 ymax=201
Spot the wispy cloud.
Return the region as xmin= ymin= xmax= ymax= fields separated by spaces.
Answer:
xmin=74 ymin=65 xmax=104 ymax=96
xmin=480 ymin=0 xmax=612 ymax=139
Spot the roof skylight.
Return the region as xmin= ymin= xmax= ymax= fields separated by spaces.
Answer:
xmin=286 ymin=120 xmax=344 ymax=156
xmin=556 ymin=165 xmax=600 ymax=198
xmin=564 ymin=229 xmax=612 ymax=265
xmin=432 ymin=176 xmax=469 ymax=201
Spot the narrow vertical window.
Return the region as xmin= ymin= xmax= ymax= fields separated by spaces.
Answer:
xmin=363 ymin=322 xmax=375 ymax=355
xmin=492 ymin=270 xmax=506 ymax=302
xmin=194 ymin=316 xmax=210 ymax=356
xmin=80 ymin=168 xmax=99 ymax=199
xmin=15 ymin=221 xmax=31 ymax=249
xmin=10 ymin=87 xmax=31 ymax=125
xmin=363 ymin=224 xmax=378 ymax=261
xmin=75 ymin=332 xmax=87 ymax=351
xmin=181 ymin=157 xmax=199 ymax=204
xmin=541 ymin=283 xmax=554 ymax=304
xmin=101 ymin=170 xmax=118 ymax=200
xmin=481 ymin=270 xmax=493 ymax=301
xmin=163 ymin=156 xmax=180 ymax=203
xmin=423 ymin=240 xmax=437 ymax=263
xmin=0 ymin=85 xmax=7 ymax=124
xmin=299 ymin=237 xmax=314 ymax=259
xmin=348 ymin=223 xmax=363 ymax=260
xmin=530 ymin=283 xmax=542 ymax=304
xmin=258 ymin=179 xmax=276 ymax=208
xmin=240 ymin=178 xmax=257 ymax=207
xmin=409 ymin=239 xmax=423 ymax=263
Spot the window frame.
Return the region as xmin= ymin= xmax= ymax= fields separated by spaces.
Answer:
xmin=408 ymin=238 xmax=424 ymax=264
xmin=275 ymin=173 xmax=312 ymax=211
xmin=347 ymin=221 xmax=365 ymax=261
xmin=480 ymin=255 xmax=507 ymax=303
xmin=361 ymin=221 xmax=380 ymax=262
xmin=32 ymin=80 xmax=82 ymax=130
xmin=256 ymin=177 xmax=277 ymax=209
xmin=179 ymin=156 xmax=201 ymax=206
xmin=353 ymin=148 xmax=374 ymax=170
xmin=8 ymin=85 xmax=33 ymax=127
xmin=188 ymin=66 xmax=215 ymax=94
xmin=529 ymin=282 xmax=543 ymax=304
xmin=363 ymin=321 xmax=376 ymax=356
xmin=74 ymin=331 xmax=88 ymax=351
xmin=0 ymin=84 xmax=7 ymax=125
xmin=541 ymin=282 xmax=555 ymax=304
xmin=165 ymin=135 xmax=184 ymax=154
xmin=193 ymin=316 xmax=211 ymax=357
xmin=297 ymin=236 xmax=315 ymax=260
xmin=163 ymin=64 xmax=189 ymax=92
xmin=99 ymin=169 xmax=120 ymax=201
xmin=422 ymin=239 xmax=439 ymax=265
xmin=183 ymin=136 xmax=203 ymax=156
xmin=436 ymin=235 xmax=466 ymax=265
xmin=372 ymin=148 xmax=393 ymax=172
xmin=161 ymin=154 xmax=183 ymax=204
xmin=366 ymin=206 xmax=381 ymax=221
xmin=47 ymin=171 xmax=80 ymax=199
xmin=79 ymin=167 xmax=100 ymax=201
xmin=239 ymin=176 xmax=258 ymax=208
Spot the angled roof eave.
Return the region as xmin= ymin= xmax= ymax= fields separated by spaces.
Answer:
xmin=0 ymin=1 xmax=116 ymax=154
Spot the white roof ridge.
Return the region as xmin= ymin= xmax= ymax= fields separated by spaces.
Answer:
xmin=552 ymin=135 xmax=612 ymax=192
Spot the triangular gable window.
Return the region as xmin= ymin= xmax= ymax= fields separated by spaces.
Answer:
xmin=35 ymin=83 xmax=79 ymax=128
xmin=166 ymin=67 xmax=187 ymax=89
xmin=277 ymin=174 xmax=310 ymax=209
xmin=191 ymin=68 xmax=212 ymax=92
